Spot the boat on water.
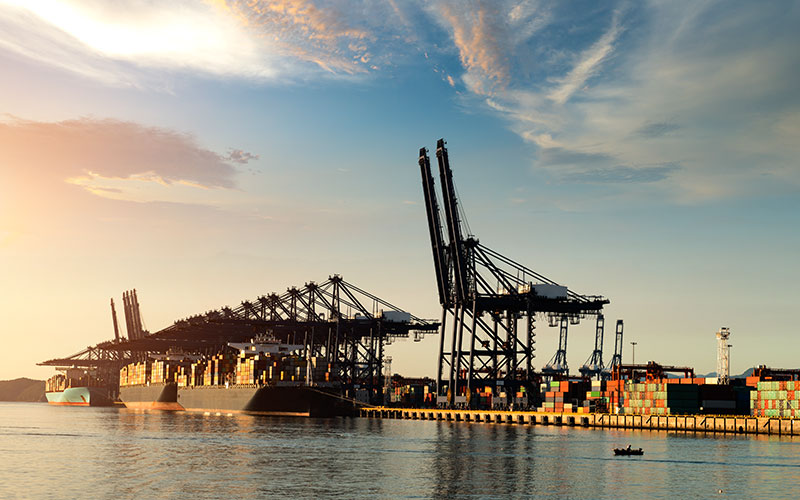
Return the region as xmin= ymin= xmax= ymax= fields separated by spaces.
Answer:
xmin=118 ymin=337 xmax=363 ymax=417
xmin=613 ymin=447 xmax=644 ymax=456
xmin=120 ymin=382 xmax=359 ymax=417
xmin=45 ymin=369 xmax=114 ymax=406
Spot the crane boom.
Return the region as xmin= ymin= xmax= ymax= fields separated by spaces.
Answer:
xmin=418 ymin=147 xmax=451 ymax=307
xmin=435 ymin=139 xmax=470 ymax=304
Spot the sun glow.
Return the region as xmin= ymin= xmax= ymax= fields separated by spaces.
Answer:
xmin=0 ymin=0 xmax=274 ymax=75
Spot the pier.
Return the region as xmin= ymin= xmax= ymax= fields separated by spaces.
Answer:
xmin=360 ymin=407 xmax=800 ymax=436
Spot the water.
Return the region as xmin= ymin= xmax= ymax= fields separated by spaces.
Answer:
xmin=2 ymin=403 xmax=800 ymax=499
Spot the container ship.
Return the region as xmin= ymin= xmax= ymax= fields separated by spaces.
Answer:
xmin=119 ymin=338 xmax=362 ymax=417
xmin=45 ymin=368 xmax=114 ymax=406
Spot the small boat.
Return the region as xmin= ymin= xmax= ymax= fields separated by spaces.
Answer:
xmin=613 ymin=447 xmax=644 ymax=456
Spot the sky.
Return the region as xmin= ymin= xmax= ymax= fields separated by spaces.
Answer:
xmin=1 ymin=0 xmax=798 ymax=380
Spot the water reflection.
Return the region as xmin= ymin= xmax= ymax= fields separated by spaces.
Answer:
xmin=3 ymin=403 xmax=800 ymax=500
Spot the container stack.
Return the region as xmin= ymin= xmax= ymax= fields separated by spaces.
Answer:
xmin=202 ymin=352 xmax=236 ymax=386
xmin=120 ymin=361 xmax=150 ymax=387
xmin=751 ymin=380 xmax=800 ymax=418
xmin=619 ymin=380 xmax=700 ymax=415
xmin=175 ymin=365 xmax=189 ymax=387
xmin=580 ymin=380 xmax=610 ymax=413
xmin=191 ymin=361 xmax=204 ymax=387
xmin=699 ymin=384 xmax=740 ymax=414
xmin=539 ymin=380 xmax=589 ymax=413
xmin=308 ymin=356 xmax=331 ymax=383
xmin=235 ymin=353 xmax=270 ymax=385
xmin=150 ymin=360 xmax=179 ymax=384
xmin=474 ymin=386 xmax=493 ymax=409
xmin=388 ymin=380 xmax=436 ymax=407
xmin=46 ymin=374 xmax=67 ymax=392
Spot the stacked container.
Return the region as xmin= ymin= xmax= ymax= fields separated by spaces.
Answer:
xmin=150 ymin=360 xmax=180 ymax=384
xmin=538 ymin=380 xmax=589 ymax=413
xmin=235 ymin=353 xmax=271 ymax=385
xmin=581 ymin=380 xmax=610 ymax=413
xmin=46 ymin=374 xmax=67 ymax=392
xmin=119 ymin=361 xmax=150 ymax=387
xmin=619 ymin=380 xmax=700 ymax=415
xmin=751 ymin=380 xmax=800 ymax=418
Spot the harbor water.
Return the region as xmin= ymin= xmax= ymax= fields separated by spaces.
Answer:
xmin=2 ymin=402 xmax=800 ymax=499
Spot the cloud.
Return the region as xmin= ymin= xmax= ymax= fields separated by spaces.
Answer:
xmin=224 ymin=0 xmax=373 ymax=74
xmin=562 ymin=163 xmax=680 ymax=184
xmin=0 ymin=0 xmax=416 ymax=85
xmin=224 ymin=149 xmax=259 ymax=164
xmin=546 ymin=15 xmax=620 ymax=104
xmin=435 ymin=2 xmax=510 ymax=94
xmin=0 ymin=0 xmax=287 ymax=85
xmin=636 ymin=122 xmax=681 ymax=138
xmin=538 ymin=147 xmax=615 ymax=167
xmin=426 ymin=0 xmax=551 ymax=95
xmin=434 ymin=1 xmax=800 ymax=201
xmin=0 ymin=116 xmax=240 ymax=194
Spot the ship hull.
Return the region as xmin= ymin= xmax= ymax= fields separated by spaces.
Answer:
xmin=119 ymin=383 xmax=359 ymax=417
xmin=46 ymin=387 xmax=113 ymax=407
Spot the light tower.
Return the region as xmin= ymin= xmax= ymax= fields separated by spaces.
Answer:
xmin=716 ymin=327 xmax=731 ymax=384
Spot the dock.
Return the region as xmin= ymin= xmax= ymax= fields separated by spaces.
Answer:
xmin=360 ymin=407 xmax=800 ymax=436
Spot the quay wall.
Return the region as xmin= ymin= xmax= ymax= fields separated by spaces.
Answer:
xmin=360 ymin=407 xmax=799 ymax=436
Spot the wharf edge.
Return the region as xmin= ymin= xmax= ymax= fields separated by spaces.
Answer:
xmin=360 ymin=407 xmax=800 ymax=436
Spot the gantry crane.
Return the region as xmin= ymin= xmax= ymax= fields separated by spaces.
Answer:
xmin=417 ymin=139 xmax=609 ymax=407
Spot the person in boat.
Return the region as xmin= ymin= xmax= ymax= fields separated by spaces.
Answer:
xmin=626 ymin=444 xmax=631 ymax=451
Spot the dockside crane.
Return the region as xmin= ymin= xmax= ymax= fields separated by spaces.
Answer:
xmin=419 ymin=147 xmax=453 ymax=395
xmin=104 ymin=275 xmax=439 ymax=405
xmin=604 ymin=319 xmax=624 ymax=377
xmin=579 ymin=315 xmax=606 ymax=379
xmin=416 ymin=139 xmax=609 ymax=408
xmin=543 ymin=316 xmax=570 ymax=376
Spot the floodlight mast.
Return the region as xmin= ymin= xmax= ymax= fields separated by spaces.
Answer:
xmin=717 ymin=327 xmax=731 ymax=384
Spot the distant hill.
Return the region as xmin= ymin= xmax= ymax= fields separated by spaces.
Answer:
xmin=0 ymin=378 xmax=45 ymax=402
xmin=697 ymin=368 xmax=756 ymax=379
xmin=665 ymin=368 xmax=756 ymax=379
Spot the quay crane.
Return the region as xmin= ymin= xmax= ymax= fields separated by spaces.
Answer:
xmin=417 ymin=139 xmax=609 ymax=408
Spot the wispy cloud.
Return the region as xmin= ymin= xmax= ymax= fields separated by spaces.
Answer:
xmin=225 ymin=0 xmax=373 ymax=74
xmin=636 ymin=122 xmax=681 ymax=138
xmin=0 ymin=0 xmax=412 ymax=85
xmin=432 ymin=1 xmax=800 ymax=200
xmin=546 ymin=16 xmax=620 ymax=104
xmin=562 ymin=163 xmax=681 ymax=184
xmin=425 ymin=0 xmax=551 ymax=95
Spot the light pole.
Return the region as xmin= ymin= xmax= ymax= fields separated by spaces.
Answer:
xmin=630 ymin=341 xmax=637 ymax=365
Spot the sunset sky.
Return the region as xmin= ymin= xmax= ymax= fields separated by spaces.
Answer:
xmin=1 ymin=1 xmax=798 ymax=380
